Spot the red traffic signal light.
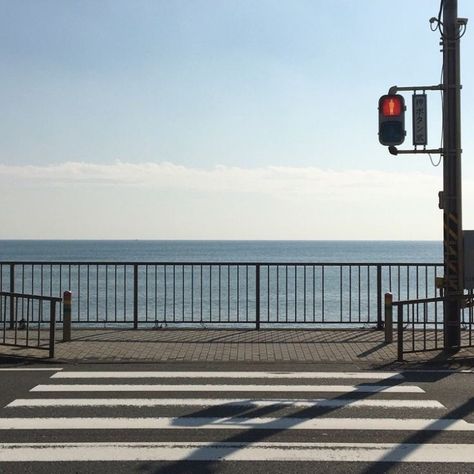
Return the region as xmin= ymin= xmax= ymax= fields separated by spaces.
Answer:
xmin=381 ymin=96 xmax=403 ymax=116
xmin=378 ymin=94 xmax=406 ymax=146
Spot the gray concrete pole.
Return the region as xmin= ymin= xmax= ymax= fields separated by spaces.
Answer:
xmin=442 ymin=0 xmax=463 ymax=350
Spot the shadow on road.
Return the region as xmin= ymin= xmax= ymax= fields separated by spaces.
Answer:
xmin=135 ymin=370 xmax=456 ymax=473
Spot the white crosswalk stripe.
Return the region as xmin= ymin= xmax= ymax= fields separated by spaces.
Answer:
xmin=30 ymin=383 xmax=425 ymax=393
xmin=7 ymin=397 xmax=446 ymax=409
xmin=1 ymin=441 xmax=474 ymax=463
xmin=0 ymin=416 xmax=472 ymax=431
xmin=1 ymin=370 xmax=473 ymax=467
xmin=51 ymin=371 xmax=405 ymax=380
xmin=0 ymin=368 xmax=64 ymax=372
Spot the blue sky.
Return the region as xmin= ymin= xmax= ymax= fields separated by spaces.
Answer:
xmin=1 ymin=0 xmax=473 ymax=239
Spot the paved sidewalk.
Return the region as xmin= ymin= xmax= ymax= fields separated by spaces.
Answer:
xmin=1 ymin=328 xmax=474 ymax=369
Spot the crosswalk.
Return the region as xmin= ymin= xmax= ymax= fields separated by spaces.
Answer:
xmin=1 ymin=369 xmax=474 ymax=468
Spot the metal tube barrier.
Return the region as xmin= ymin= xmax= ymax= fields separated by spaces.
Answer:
xmin=393 ymin=296 xmax=447 ymax=360
xmin=0 ymin=292 xmax=61 ymax=356
xmin=397 ymin=305 xmax=404 ymax=362
xmin=0 ymin=261 xmax=444 ymax=328
xmin=384 ymin=292 xmax=393 ymax=343
xmin=62 ymin=291 xmax=72 ymax=342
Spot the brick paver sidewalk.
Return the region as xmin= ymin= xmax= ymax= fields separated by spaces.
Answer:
xmin=2 ymin=328 xmax=474 ymax=369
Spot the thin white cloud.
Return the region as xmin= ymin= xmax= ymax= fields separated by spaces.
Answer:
xmin=0 ymin=161 xmax=444 ymax=201
xmin=2 ymin=161 xmax=469 ymax=239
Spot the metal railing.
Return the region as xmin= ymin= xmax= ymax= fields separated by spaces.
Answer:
xmin=0 ymin=291 xmax=62 ymax=357
xmin=394 ymin=296 xmax=444 ymax=361
xmin=0 ymin=262 xmax=443 ymax=328
xmin=392 ymin=294 xmax=474 ymax=361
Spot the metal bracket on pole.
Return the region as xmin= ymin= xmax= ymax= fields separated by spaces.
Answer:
xmin=386 ymin=84 xmax=446 ymax=156
xmin=389 ymin=84 xmax=443 ymax=94
xmin=389 ymin=146 xmax=443 ymax=156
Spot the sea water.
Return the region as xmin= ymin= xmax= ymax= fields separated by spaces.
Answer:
xmin=0 ymin=240 xmax=442 ymax=263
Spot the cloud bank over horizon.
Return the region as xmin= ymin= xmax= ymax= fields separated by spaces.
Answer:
xmin=0 ymin=160 xmax=443 ymax=194
xmin=0 ymin=160 xmax=466 ymax=240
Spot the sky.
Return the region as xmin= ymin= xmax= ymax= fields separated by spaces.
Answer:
xmin=1 ymin=0 xmax=474 ymax=240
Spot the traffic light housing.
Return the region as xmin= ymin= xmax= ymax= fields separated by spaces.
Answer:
xmin=378 ymin=94 xmax=406 ymax=146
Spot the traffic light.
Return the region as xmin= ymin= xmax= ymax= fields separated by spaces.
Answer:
xmin=378 ymin=94 xmax=406 ymax=146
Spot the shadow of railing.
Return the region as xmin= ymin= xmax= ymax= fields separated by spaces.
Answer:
xmin=361 ymin=395 xmax=474 ymax=473
xmin=136 ymin=371 xmax=454 ymax=473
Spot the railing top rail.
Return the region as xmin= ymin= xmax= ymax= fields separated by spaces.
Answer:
xmin=393 ymin=296 xmax=444 ymax=306
xmin=0 ymin=291 xmax=62 ymax=303
xmin=0 ymin=261 xmax=444 ymax=266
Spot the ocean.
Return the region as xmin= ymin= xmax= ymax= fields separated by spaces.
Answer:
xmin=0 ymin=240 xmax=443 ymax=263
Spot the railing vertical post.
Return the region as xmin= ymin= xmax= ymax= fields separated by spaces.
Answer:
xmin=63 ymin=291 xmax=72 ymax=342
xmin=49 ymin=301 xmax=56 ymax=358
xmin=377 ymin=265 xmax=383 ymax=329
xmin=384 ymin=292 xmax=393 ymax=343
xmin=9 ymin=264 xmax=15 ymax=329
xmin=133 ymin=264 xmax=138 ymax=329
xmin=397 ymin=305 xmax=404 ymax=362
xmin=255 ymin=264 xmax=260 ymax=330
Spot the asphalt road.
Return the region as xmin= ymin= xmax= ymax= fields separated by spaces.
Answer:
xmin=0 ymin=360 xmax=473 ymax=473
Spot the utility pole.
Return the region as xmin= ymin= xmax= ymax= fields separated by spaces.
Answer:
xmin=442 ymin=0 xmax=463 ymax=351
xmin=378 ymin=1 xmax=468 ymax=352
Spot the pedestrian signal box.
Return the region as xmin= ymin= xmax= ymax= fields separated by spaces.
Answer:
xmin=378 ymin=94 xmax=406 ymax=146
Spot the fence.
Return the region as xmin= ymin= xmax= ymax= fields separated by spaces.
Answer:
xmin=0 ymin=291 xmax=62 ymax=357
xmin=0 ymin=262 xmax=443 ymax=328
xmin=392 ymin=294 xmax=474 ymax=361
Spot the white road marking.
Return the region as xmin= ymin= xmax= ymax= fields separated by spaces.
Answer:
xmin=6 ymin=397 xmax=445 ymax=409
xmin=0 ymin=368 xmax=63 ymax=372
xmin=51 ymin=371 xmax=404 ymax=380
xmin=404 ymin=369 xmax=474 ymax=374
xmin=0 ymin=417 xmax=469 ymax=431
xmin=30 ymin=384 xmax=425 ymax=393
xmin=0 ymin=441 xmax=474 ymax=462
